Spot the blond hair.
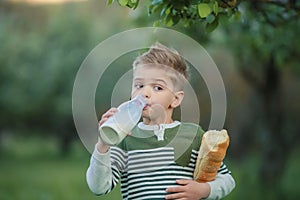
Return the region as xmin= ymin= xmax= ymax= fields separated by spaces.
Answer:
xmin=133 ymin=42 xmax=188 ymax=91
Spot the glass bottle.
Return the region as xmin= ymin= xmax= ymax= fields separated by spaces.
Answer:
xmin=99 ymin=94 xmax=146 ymax=145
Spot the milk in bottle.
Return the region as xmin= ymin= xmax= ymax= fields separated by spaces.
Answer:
xmin=99 ymin=95 xmax=146 ymax=145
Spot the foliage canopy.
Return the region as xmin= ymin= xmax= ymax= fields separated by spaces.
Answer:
xmin=108 ymin=0 xmax=300 ymax=32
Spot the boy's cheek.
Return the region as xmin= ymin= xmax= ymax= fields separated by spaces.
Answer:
xmin=150 ymin=105 xmax=167 ymax=118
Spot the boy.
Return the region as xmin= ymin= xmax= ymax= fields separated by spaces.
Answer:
xmin=86 ymin=43 xmax=235 ymax=199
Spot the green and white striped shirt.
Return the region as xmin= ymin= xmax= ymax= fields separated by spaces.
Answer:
xmin=87 ymin=121 xmax=235 ymax=200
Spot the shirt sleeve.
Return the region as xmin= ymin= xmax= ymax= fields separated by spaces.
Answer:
xmin=86 ymin=145 xmax=113 ymax=195
xmin=205 ymin=162 xmax=236 ymax=200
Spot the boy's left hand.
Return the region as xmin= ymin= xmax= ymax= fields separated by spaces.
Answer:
xmin=165 ymin=179 xmax=210 ymax=200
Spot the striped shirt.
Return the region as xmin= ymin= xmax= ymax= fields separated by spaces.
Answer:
xmin=86 ymin=122 xmax=235 ymax=200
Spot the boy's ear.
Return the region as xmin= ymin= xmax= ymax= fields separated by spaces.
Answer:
xmin=171 ymin=91 xmax=184 ymax=108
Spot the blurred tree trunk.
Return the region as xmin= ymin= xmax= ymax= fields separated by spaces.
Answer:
xmin=243 ymin=54 xmax=290 ymax=198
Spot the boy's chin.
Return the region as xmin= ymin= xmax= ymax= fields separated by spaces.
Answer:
xmin=141 ymin=111 xmax=149 ymax=119
xmin=142 ymin=106 xmax=168 ymax=123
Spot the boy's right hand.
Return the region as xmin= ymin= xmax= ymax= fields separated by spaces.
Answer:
xmin=98 ymin=107 xmax=118 ymax=126
xmin=97 ymin=107 xmax=118 ymax=153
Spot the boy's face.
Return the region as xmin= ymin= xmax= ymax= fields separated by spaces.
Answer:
xmin=132 ymin=65 xmax=184 ymax=125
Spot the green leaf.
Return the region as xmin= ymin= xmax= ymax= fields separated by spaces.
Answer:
xmin=150 ymin=3 xmax=164 ymax=14
xmin=165 ymin=19 xmax=173 ymax=27
xmin=233 ymin=10 xmax=241 ymax=20
xmin=127 ymin=2 xmax=134 ymax=8
xmin=153 ymin=20 xmax=161 ymax=27
xmin=213 ymin=1 xmax=218 ymax=15
xmin=148 ymin=4 xmax=154 ymax=15
xmin=165 ymin=6 xmax=171 ymax=15
xmin=160 ymin=6 xmax=167 ymax=17
xmin=218 ymin=13 xmax=230 ymax=25
xmin=172 ymin=15 xmax=180 ymax=25
xmin=206 ymin=18 xmax=218 ymax=32
xmin=127 ymin=0 xmax=139 ymax=9
xmin=198 ymin=3 xmax=212 ymax=18
xmin=206 ymin=14 xmax=215 ymax=24
xmin=118 ymin=0 xmax=128 ymax=6
xmin=226 ymin=8 xmax=233 ymax=16
xmin=151 ymin=0 xmax=163 ymax=5
xmin=106 ymin=0 xmax=114 ymax=5
xmin=164 ymin=14 xmax=174 ymax=27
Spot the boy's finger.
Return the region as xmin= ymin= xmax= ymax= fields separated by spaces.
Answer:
xmin=176 ymin=179 xmax=192 ymax=185
xmin=165 ymin=192 xmax=184 ymax=199
xmin=101 ymin=108 xmax=118 ymax=118
xmin=98 ymin=108 xmax=118 ymax=126
xmin=109 ymin=107 xmax=118 ymax=112
xmin=98 ymin=119 xmax=107 ymax=126
xmin=106 ymin=107 xmax=118 ymax=115
xmin=166 ymin=186 xmax=185 ymax=193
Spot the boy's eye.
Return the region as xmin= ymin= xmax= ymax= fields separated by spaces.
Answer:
xmin=153 ymin=85 xmax=163 ymax=91
xmin=135 ymin=83 xmax=143 ymax=89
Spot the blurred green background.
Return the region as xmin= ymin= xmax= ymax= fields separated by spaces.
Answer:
xmin=0 ymin=0 xmax=300 ymax=199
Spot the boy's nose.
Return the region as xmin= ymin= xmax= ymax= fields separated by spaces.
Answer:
xmin=140 ymin=86 xmax=151 ymax=99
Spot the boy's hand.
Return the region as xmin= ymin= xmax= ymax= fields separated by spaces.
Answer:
xmin=98 ymin=107 xmax=132 ymax=136
xmin=165 ymin=179 xmax=210 ymax=200
xmin=98 ymin=107 xmax=118 ymax=126
xmin=97 ymin=107 xmax=118 ymax=153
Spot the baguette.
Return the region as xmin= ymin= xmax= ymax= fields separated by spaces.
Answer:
xmin=193 ymin=129 xmax=230 ymax=182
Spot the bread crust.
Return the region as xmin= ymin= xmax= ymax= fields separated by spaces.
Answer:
xmin=193 ymin=129 xmax=230 ymax=182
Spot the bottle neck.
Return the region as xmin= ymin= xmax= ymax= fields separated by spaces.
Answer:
xmin=133 ymin=94 xmax=146 ymax=108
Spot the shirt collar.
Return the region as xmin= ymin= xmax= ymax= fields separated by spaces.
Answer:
xmin=138 ymin=121 xmax=181 ymax=130
xmin=137 ymin=121 xmax=181 ymax=141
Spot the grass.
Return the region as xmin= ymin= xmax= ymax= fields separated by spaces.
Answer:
xmin=0 ymin=135 xmax=122 ymax=200
xmin=0 ymin=158 xmax=122 ymax=200
xmin=1 ymin=134 xmax=300 ymax=200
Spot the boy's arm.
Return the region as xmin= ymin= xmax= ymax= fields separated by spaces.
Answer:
xmin=205 ymin=162 xmax=236 ymax=199
xmin=165 ymin=162 xmax=235 ymax=200
xmin=86 ymin=142 xmax=112 ymax=195
xmin=86 ymin=107 xmax=121 ymax=195
xmin=166 ymin=144 xmax=235 ymax=199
